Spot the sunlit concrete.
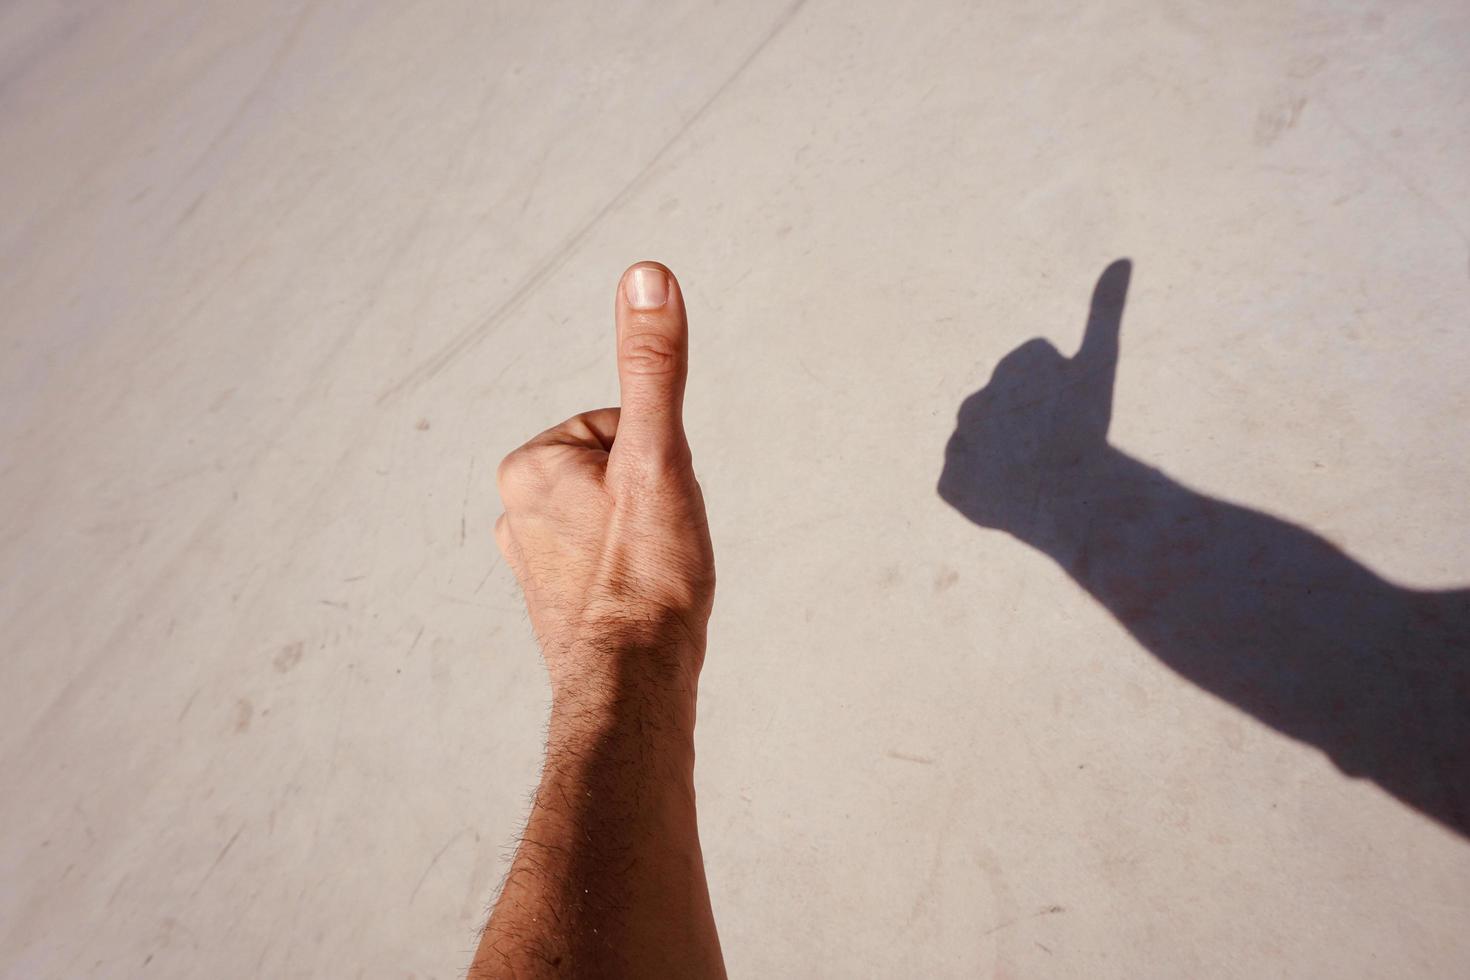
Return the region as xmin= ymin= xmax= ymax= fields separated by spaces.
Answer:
xmin=3 ymin=1 xmax=1468 ymax=976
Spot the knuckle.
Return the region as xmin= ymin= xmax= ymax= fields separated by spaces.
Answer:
xmin=495 ymin=451 xmax=520 ymax=488
xmin=620 ymin=331 xmax=681 ymax=375
xmin=496 ymin=449 xmax=540 ymax=497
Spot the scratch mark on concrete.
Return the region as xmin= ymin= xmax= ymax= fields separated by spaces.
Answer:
xmin=472 ymin=553 xmax=502 ymax=595
xmin=177 ymin=687 xmax=201 ymax=723
xmin=73 ymin=802 xmax=97 ymax=846
xmin=982 ymin=904 xmax=1066 ymax=938
xmin=409 ymin=827 xmax=473 ymax=904
xmin=106 ymin=873 xmax=131 ymax=909
xmin=192 ymin=826 xmax=245 ymax=897
xmin=461 ymin=457 xmax=475 ymax=547
xmin=325 ymin=666 xmax=353 ymax=777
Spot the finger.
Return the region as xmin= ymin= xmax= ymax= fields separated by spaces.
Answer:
xmin=611 ymin=261 xmax=689 ymax=469
xmin=525 ymin=407 xmax=621 ymax=452
xmin=1073 ymin=257 xmax=1131 ymax=378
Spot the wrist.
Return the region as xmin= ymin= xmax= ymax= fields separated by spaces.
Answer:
xmin=547 ymin=633 xmax=702 ymax=740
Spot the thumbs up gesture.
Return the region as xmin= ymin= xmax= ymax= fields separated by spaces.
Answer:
xmin=939 ymin=259 xmax=1131 ymax=533
xmin=494 ymin=263 xmax=715 ymax=712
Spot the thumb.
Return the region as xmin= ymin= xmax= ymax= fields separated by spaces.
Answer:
xmin=1070 ymin=258 xmax=1131 ymax=441
xmin=610 ymin=261 xmax=690 ymax=472
xmin=1073 ymin=257 xmax=1130 ymax=378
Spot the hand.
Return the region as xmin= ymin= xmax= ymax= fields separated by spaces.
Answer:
xmin=477 ymin=263 xmax=724 ymax=978
xmin=493 ymin=262 xmax=714 ymax=713
xmin=939 ymin=259 xmax=1130 ymax=533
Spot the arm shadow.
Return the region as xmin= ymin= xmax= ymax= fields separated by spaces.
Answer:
xmin=938 ymin=259 xmax=1470 ymax=837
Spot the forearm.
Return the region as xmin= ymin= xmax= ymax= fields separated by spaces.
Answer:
xmin=472 ymin=646 xmax=723 ymax=979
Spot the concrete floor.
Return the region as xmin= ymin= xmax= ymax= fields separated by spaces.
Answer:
xmin=3 ymin=1 xmax=1469 ymax=976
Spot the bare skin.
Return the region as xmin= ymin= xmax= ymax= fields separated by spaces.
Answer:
xmin=469 ymin=263 xmax=725 ymax=979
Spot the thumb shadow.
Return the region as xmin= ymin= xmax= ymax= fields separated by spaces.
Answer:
xmin=938 ymin=260 xmax=1470 ymax=837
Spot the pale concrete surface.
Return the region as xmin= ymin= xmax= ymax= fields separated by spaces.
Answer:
xmin=3 ymin=0 xmax=1468 ymax=976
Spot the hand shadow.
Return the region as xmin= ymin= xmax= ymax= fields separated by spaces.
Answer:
xmin=938 ymin=260 xmax=1470 ymax=837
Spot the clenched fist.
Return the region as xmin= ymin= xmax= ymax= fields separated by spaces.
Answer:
xmin=493 ymin=262 xmax=715 ymax=713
